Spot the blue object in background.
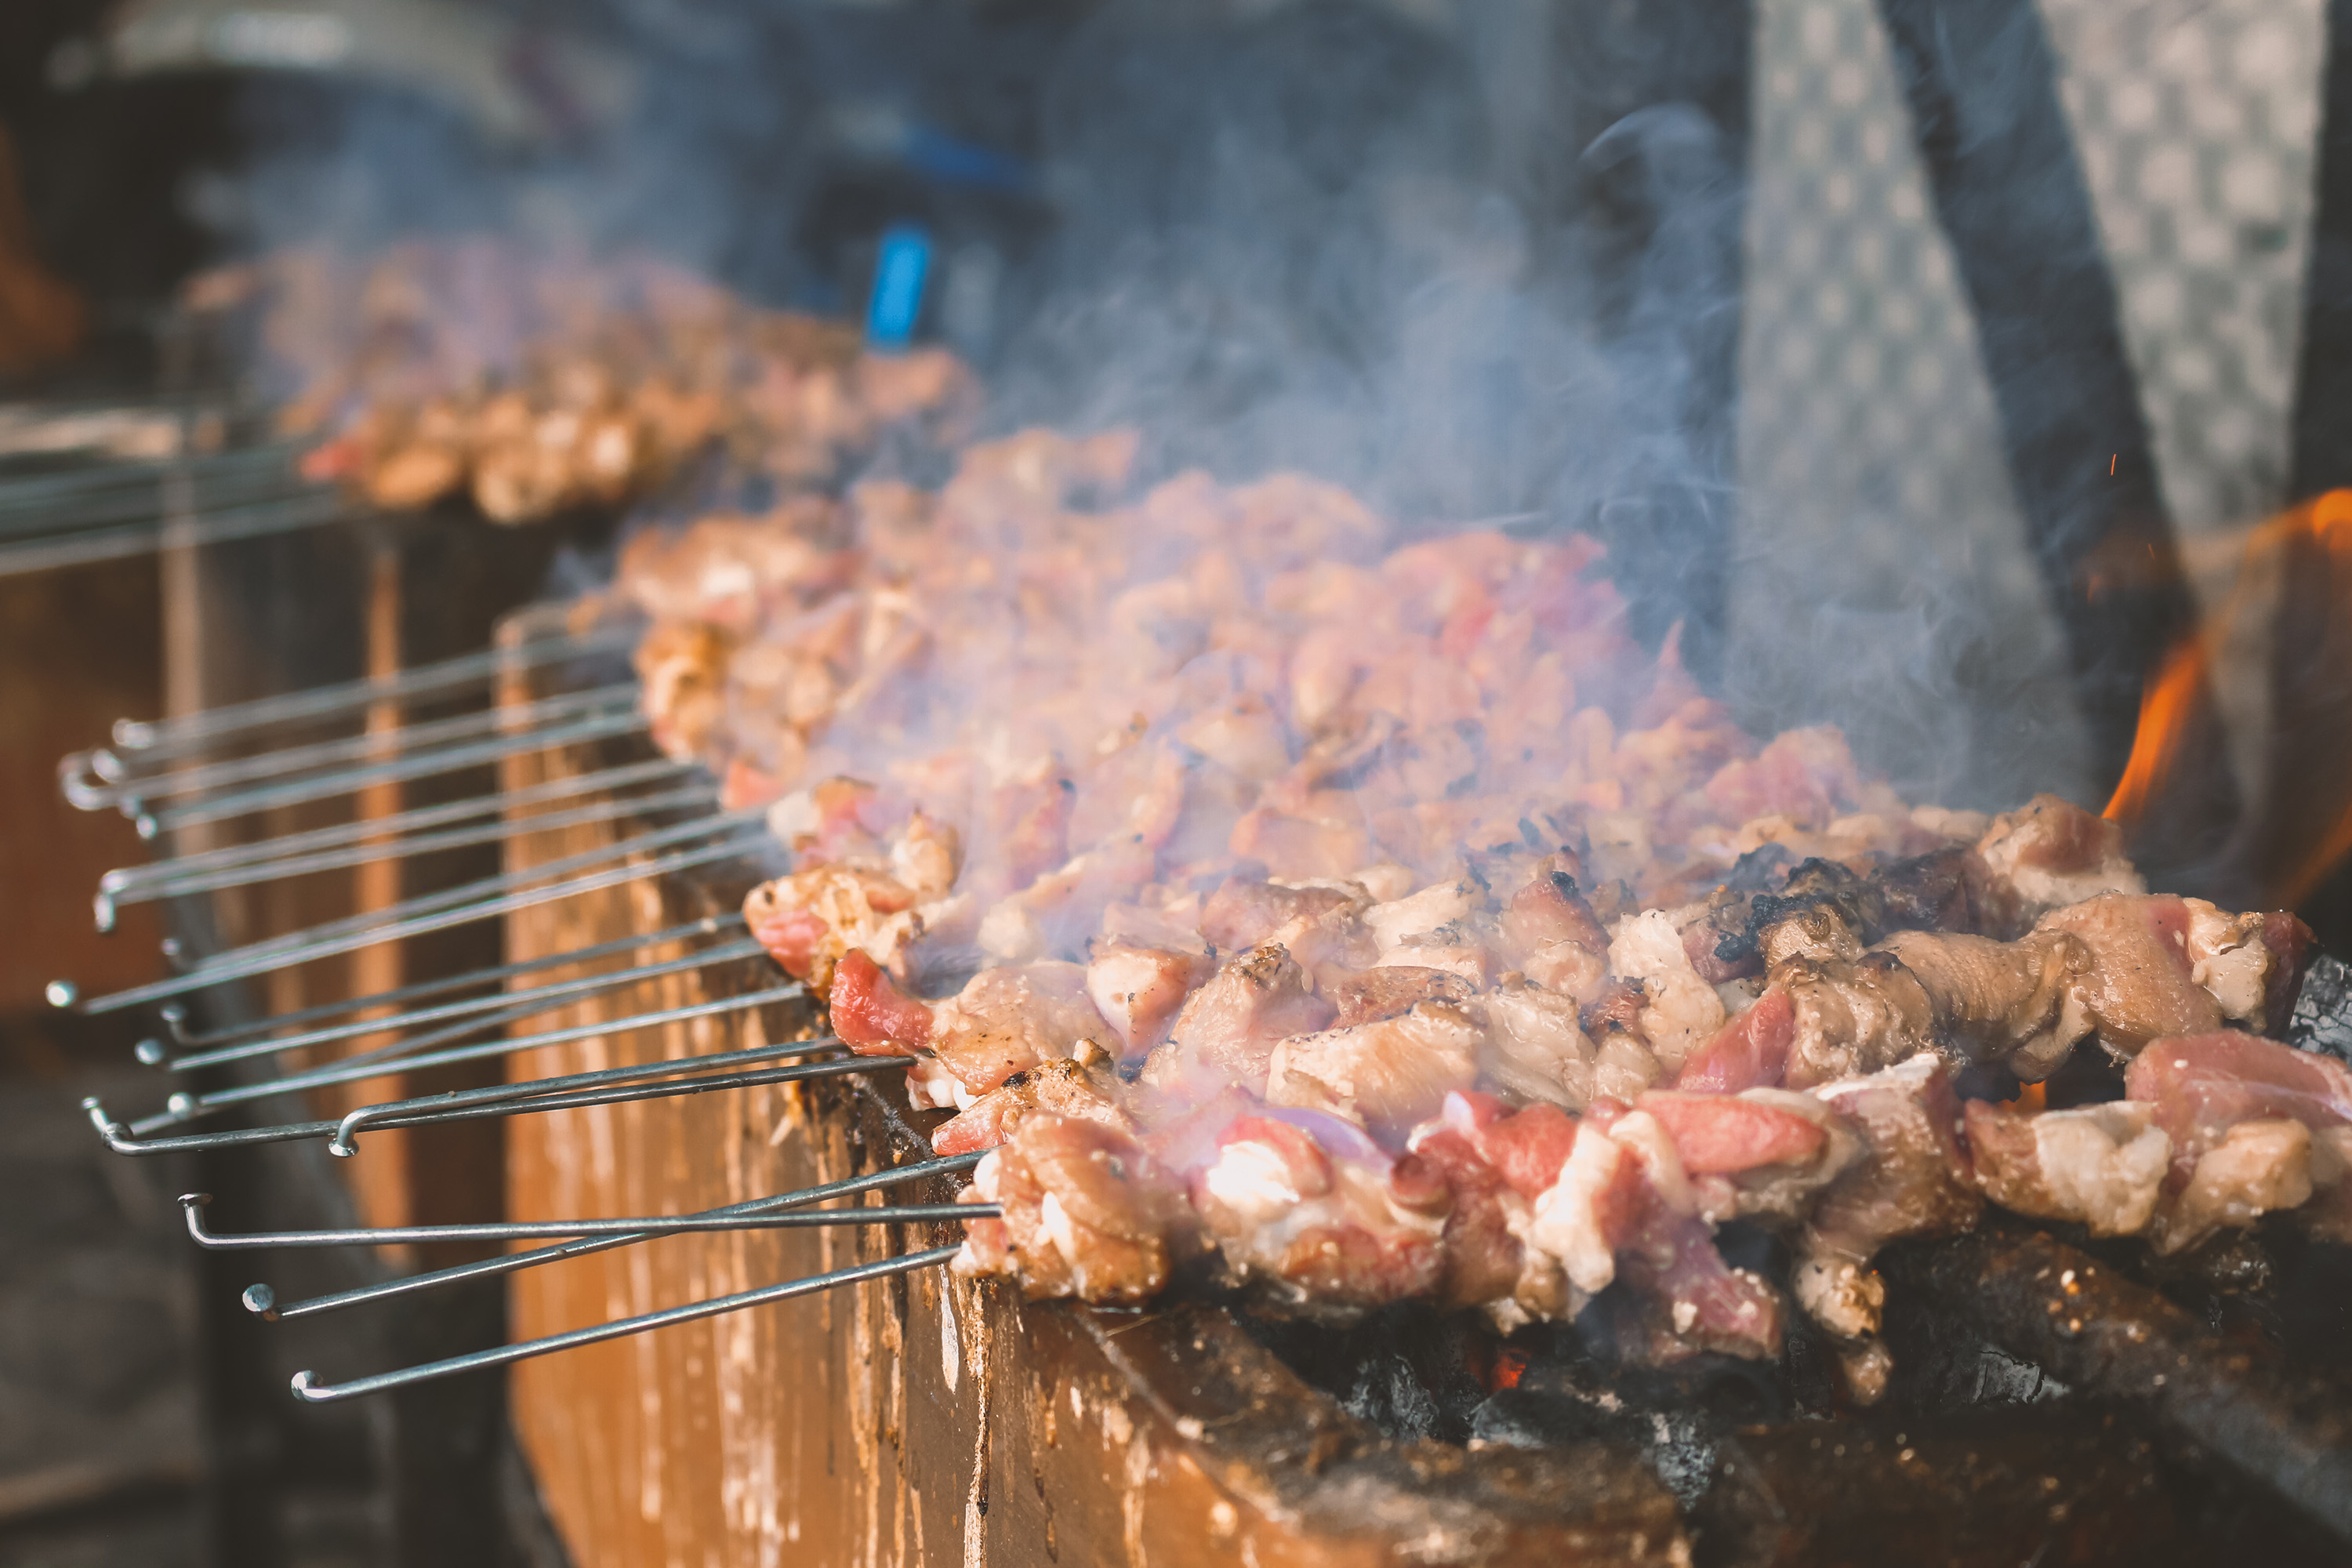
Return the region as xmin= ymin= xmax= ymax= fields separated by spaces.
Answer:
xmin=865 ymin=224 xmax=933 ymax=351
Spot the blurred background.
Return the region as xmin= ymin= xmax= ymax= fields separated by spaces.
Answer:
xmin=0 ymin=0 xmax=2346 ymax=1563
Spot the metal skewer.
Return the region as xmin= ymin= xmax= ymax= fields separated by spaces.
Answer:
xmin=245 ymin=1152 xmax=985 ymax=1322
xmin=100 ymin=781 xmax=724 ymax=930
xmin=93 ymin=987 xmax=822 ymax=1140
xmin=87 ymin=1049 xmax=891 ymax=1156
xmin=107 ymin=627 xmax=636 ymax=759
xmin=64 ymin=822 xmax=771 ymax=1014
xmin=116 ymin=754 xmax=693 ymax=873
xmin=66 ymin=681 xmax=642 ymax=811
xmin=149 ymin=913 xmax=743 ymax=1053
xmin=181 ymin=1192 xmax=993 ymax=1248
xmin=151 ymin=937 xmax=765 ymax=1073
xmin=288 ymin=1247 xmax=964 ymax=1403
xmin=137 ymin=708 xmax=653 ymax=832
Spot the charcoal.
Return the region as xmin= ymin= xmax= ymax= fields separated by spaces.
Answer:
xmin=2287 ymin=951 xmax=2352 ymax=1063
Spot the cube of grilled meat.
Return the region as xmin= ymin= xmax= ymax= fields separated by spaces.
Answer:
xmin=744 ymin=865 xmax=920 ymax=991
xmin=1606 ymin=909 xmax=1727 ymax=1073
xmin=924 ymin=961 xmax=1114 ymax=1105
xmin=1199 ymin=873 xmax=1379 ymax=984
xmin=1187 ymin=1109 xmax=1451 ymax=1315
xmin=1494 ymin=855 xmax=1613 ymax=1002
xmin=953 ymin=1114 xmax=1189 ymax=1304
xmin=930 ymin=1056 xmax=1132 ymax=1156
xmin=1972 ymin=793 xmax=2143 ymax=937
xmin=1083 ymin=943 xmax=1214 ymax=1063
xmin=1964 ymin=1099 xmax=2169 ymax=1237
xmin=2034 ymin=894 xmax=2275 ymax=1057
xmin=636 ymin=619 xmax=735 ymax=762
xmin=1264 ymin=999 xmax=1486 ymax=1143
xmin=1792 ymin=1055 xmax=1980 ymax=1352
xmin=1778 ymin=954 xmax=1935 ymax=1088
xmin=1873 ymin=928 xmax=2095 ymax=1081
xmin=1407 ymin=1093 xmax=1588 ymax=1327
xmin=1675 ymin=987 xmax=1797 ymax=1094
xmin=2125 ymin=1029 xmax=2352 ymax=1253
xmin=1636 ymin=1088 xmax=1863 ymax=1224
xmin=1142 ymin=942 xmax=1334 ymax=1098
xmin=1479 ymin=978 xmax=1596 ymax=1108
xmin=1582 ymin=1101 xmax=1788 ymax=1363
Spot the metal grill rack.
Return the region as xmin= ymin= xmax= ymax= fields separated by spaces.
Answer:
xmin=50 ymin=625 xmax=976 ymax=1410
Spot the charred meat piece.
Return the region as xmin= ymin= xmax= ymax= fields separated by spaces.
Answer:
xmin=1873 ymin=927 xmax=2094 ymax=1081
xmin=953 ymin=1114 xmax=1188 ymax=1304
xmin=930 ymin=1055 xmax=1132 ymax=1156
xmin=1779 ymin=954 xmax=1936 ymax=1088
xmin=2034 ymin=894 xmax=2267 ymax=1057
xmin=1606 ymin=909 xmax=1726 ymax=1073
xmin=1675 ymin=987 xmax=1796 ymax=1094
xmin=1479 ymin=978 xmax=1595 ymax=1108
xmin=1792 ymin=1055 xmax=1980 ymax=1367
xmin=743 ymin=864 xmax=919 ymax=991
xmin=1142 ymin=942 xmax=1334 ymax=1098
xmin=1495 ymin=855 xmax=1612 ymax=1001
xmin=1636 ymin=1087 xmax=1862 ymax=1224
xmin=1327 ymin=965 xmax=1476 ymax=1028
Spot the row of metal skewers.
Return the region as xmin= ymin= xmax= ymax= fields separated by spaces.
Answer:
xmin=53 ymin=624 xmax=978 ymax=1403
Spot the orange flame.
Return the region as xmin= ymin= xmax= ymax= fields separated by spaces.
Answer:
xmin=2101 ymin=633 xmax=2211 ymax=829
xmin=2103 ymin=490 xmax=2352 ymax=910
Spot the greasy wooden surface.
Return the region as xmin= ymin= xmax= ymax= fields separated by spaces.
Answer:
xmin=497 ymin=638 xmax=1687 ymax=1568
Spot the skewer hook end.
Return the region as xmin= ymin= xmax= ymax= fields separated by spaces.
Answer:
xmin=289 ymin=1370 xmax=328 ymax=1403
xmin=45 ymin=979 xmax=78 ymax=1010
xmin=244 ymin=1283 xmax=279 ymax=1319
xmin=82 ymin=1097 xmax=140 ymax=1153
xmin=93 ymin=893 xmax=117 ymax=933
xmin=135 ymin=1039 xmax=167 ymax=1067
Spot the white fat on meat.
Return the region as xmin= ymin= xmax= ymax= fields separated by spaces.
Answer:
xmin=1593 ymin=1032 xmax=1664 ymax=1104
xmin=1607 ymin=909 xmax=1726 ymax=1073
xmin=2038 ymin=1103 xmax=2170 ymax=1236
xmin=2165 ymin=1117 xmax=2314 ymax=1255
xmin=1970 ymin=1100 xmax=2170 ymax=1237
xmin=1366 ymin=879 xmax=1480 ymax=953
xmin=1973 ymin=795 xmax=2145 ymax=924
xmin=1606 ymin=1110 xmax=1698 ymax=1217
xmin=1479 ymin=981 xmax=1595 ymax=1109
xmin=1083 ymin=945 xmax=1210 ymax=1060
xmin=1523 ymin=1127 xmax=1632 ymax=1297
xmin=1265 ymin=1003 xmax=1484 ymax=1141
xmin=2181 ymin=898 xmax=2271 ymax=1024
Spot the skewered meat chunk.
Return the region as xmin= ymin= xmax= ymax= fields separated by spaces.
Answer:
xmin=953 ymin=1114 xmax=1188 ymax=1303
xmin=1496 ymin=856 xmax=1612 ymax=1000
xmin=1675 ymin=987 xmax=1796 ymax=1094
xmin=2034 ymin=894 xmax=2274 ymax=1057
xmin=2124 ymin=1029 xmax=2352 ymax=1252
xmin=931 ymin=1056 xmax=1131 ymax=1156
xmin=1084 ymin=943 xmax=1214 ymax=1062
xmin=1973 ymin=793 xmax=2143 ymax=936
xmin=1188 ymin=1109 xmax=1451 ymax=1313
xmin=1873 ymin=928 xmax=2094 ymax=1080
xmin=743 ymin=865 xmax=919 ymax=991
xmin=1142 ymin=943 xmax=1334 ymax=1098
xmin=1963 ymin=1099 xmax=2170 ymax=1238
xmin=1636 ymin=1088 xmax=1861 ymax=1224
xmin=925 ymin=962 xmax=1113 ymax=1105
xmin=1778 ymin=955 xmax=1935 ymax=1088
xmin=1606 ymin=909 xmax=1726 ymax=1073
xmin=1479 ymin=978 xmax=1595 ymax=1108
xmin=1264 ymin=1000 xmax=1486 ymax=1142
xmin=1792 ymin=1056 xmax=1980 ymax=1359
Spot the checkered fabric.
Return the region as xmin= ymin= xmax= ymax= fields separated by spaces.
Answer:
xmin=1733 ymin=0 xmax=2096 ymax=802
xmin=2041 ymin=0 xmax=2325 ymax=534
xmin=1731 ymin=0 xmax=2323 ymax=804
